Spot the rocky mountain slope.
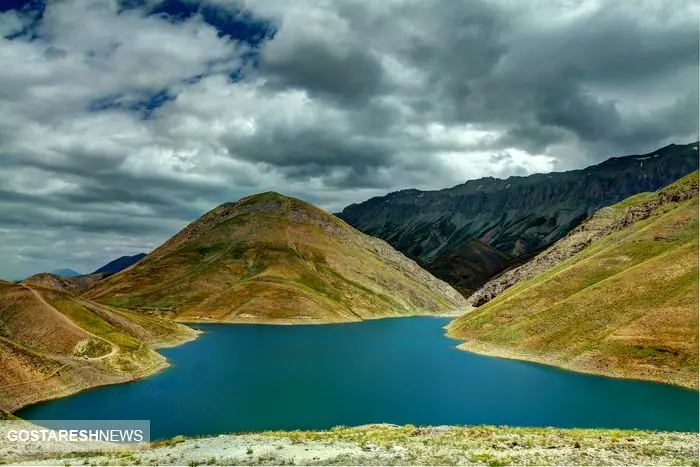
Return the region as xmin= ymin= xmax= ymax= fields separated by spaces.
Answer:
xmin=468 ymin=171 xmax=700 ymax=306
xmin=447 ymin=172 xmax=699 ymax=389
xmin=84 ymin=192 xmax=466 ymax=323
xmin=0 ymin=281 xmax=196 ymax=411
xmin=339 ymin=142 xmax=699 ymax=296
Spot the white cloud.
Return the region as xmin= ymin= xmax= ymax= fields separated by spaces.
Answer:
xmin=0 ymin=0 xmax=697 ymax=279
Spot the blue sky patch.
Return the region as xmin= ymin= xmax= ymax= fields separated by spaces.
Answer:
xmin=2 ymin=0 xmax=45 ymax=40
xmin=122 ymin=0 xmax=276 ymax=47
xmin=88 ymin=88 xmax=175 ymax=119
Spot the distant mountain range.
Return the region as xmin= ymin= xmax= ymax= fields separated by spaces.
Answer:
xmin=50 ymin=268 xmax=81 ymax=277
xmin=339 ymin=142 xmax=699 ymax=296
xmin=21 ymin=253 xmax=147 ymax=287
xmin=84 ymin=192 xmax=465 ymax=323
xmin=92 ymin=253 xmax=147 ymax=274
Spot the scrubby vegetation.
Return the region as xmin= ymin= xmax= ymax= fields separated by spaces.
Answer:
xmin=9 ymin=425 xmax=698 ymax=466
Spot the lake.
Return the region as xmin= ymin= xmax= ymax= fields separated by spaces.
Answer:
xmin=17 ymin=317 xmax=699 ymax=439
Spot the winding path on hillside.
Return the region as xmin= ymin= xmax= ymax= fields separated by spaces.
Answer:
xmin=22 ymin=286 xmax=118 ymax=361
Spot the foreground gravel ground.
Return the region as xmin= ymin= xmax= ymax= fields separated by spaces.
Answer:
xmin=4 ymin=424 xmax=698 ymax=466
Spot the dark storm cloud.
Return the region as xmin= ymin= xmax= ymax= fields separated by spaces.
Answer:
xmin=250 ymin=0 xmax=698 ymax=157
xmin=260 ymin=39 xmax=385 ymax=104
xmin=0 ymin=0 xmax=697 ymax=278
xmin=223 ymin=126 xmax=395 ymax=179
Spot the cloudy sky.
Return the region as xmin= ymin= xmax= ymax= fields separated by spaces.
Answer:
xmin=0 ymin=0 xmax=698 ymax=279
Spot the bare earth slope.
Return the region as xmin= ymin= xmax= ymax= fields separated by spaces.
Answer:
xmin=84 ymin=193 xmax=466 ymax=323
xmin=0 ymin=281 xmax=197 ymax=411
xmin=447 ymin=173 xmax=699 ymax=389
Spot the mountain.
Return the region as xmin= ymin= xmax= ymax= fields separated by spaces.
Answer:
xmin=447 ymin=172 xmax=699 ymax=389
xmin=20 ymin=254 xmax=148 ymax=294
xmin=92 ymin=253 xmax=147 ymax=275
xmin=84 ymin=192 xmax=466 ymax=323
xmin=51 ymin=268 xmax=81 ymax=277
xmin=468 ymin=171 xmax=700 ymax=307
xmin=339 ymin=142 xmax=699 ymax=296
xmin=22 ymin=272 xmax=110 ymax=292
xmin=0 ymin=281 xmax=196 ymax=411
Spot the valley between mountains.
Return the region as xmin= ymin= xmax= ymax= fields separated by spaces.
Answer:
xmin=0 ymin=142 xmax=697 ymax=416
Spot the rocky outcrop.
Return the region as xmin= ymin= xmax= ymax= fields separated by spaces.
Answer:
xmin=468 ymin=171 xmax=699 ymax=306
xmin=339 ymin=142 xmax=699 ymax=296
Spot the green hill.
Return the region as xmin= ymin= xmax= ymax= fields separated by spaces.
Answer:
xmin=447 ymin=172 xmax=699 ymax=389
xmin=84 ymin=192 xmax=466 ymax=323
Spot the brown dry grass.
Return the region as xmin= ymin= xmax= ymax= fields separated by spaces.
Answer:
xmin=84 ymin=193 xmax=465 ymax=323
xmin=0 ymin=282 xmax=197 ymax=411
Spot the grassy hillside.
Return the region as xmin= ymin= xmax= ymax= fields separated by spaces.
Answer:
xmin=84 ymin=192 xmax=466 ymax=323
xmin=0 ymin=281 xmax=197 ymax=411
xmin=447 ymin=172 xmax=699 ymax=389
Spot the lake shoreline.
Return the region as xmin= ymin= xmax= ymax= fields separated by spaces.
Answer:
xmin=451 ymin=339 xmax=699 ymax=391
xmin=175 ymin=308 xmax=469 ymax=325
xmin=14 ymin=316 xmax=697 ymax=437
xmin=11 ymin=313 xmax=459 ymax=414
xmin=10 ymin=314 xmax=454 ymax=414
xmin=8 ymin=329 xmax=201 ymax=414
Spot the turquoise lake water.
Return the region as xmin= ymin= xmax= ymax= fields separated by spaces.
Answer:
xmin=17 ymin=317 xmax=699 ymax=439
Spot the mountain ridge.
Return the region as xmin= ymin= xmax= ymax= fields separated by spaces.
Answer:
xmin=92 ymin=253 xmax=147 ymax=275
xmin=447 ymin=172 xmax=699 ymax=389
xmin=339 ymin=142 xmax=699 ymax=296
xmin=21 ymin=254 xmax=151 ymax=294
xmin=468 ymin=171 xmax=700 ymax=306
xmin=51 ymin=268 xmax=81 ymax=277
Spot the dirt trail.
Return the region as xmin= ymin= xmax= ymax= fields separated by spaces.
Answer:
xmin=22 ymin=286 xmax=118 ymax=361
